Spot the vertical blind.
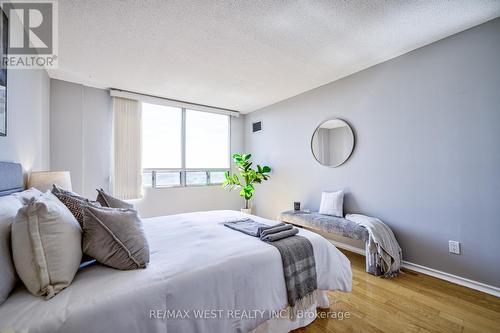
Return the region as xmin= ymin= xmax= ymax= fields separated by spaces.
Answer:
xmin=113 ymin=97 xmax=142 ymax=200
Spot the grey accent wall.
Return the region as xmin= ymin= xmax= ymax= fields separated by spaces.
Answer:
xmin=50 ymin=79 xmax=246 ymax=216
xmin=245 ymin=18 xmax=500 ymax=287
xmin=0 ymin=69 xmax=50 ymax=173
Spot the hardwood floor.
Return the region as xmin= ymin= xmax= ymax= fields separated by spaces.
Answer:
xmin=294 ymin=250 xmax=500 ymax=333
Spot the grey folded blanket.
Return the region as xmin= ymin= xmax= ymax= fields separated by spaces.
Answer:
xmin=224 ymin=219 xmax=295 ymax=241
xmin=223 ymin=219 xmax=278 ymax=237
xmin=223 ymin=219 xmax=317 ymax=308
xmin=260 ymin=228 xmax=298 ymax=242
xmin=260 ymin=223 xmax=293 ymax=237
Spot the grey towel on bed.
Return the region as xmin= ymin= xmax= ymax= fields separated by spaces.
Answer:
xmin=223 ymin=219 xmax=317 ymax=308
xmin=259 ymin=223 xmax=293 ymax=238
xmin=223 ymin=219 xmax=280 ymax=237
xmin=260 ymin=228 xmax=298 ymax=242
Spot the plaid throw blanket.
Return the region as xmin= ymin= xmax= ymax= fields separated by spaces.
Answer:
xmin=223 ymin=219 xmax=317 ymax=308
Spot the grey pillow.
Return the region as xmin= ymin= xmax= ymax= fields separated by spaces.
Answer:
xmin=96 ymin=188 xmax=133 ymax=209
xmin=12 ymin=187 xmax=42 ymax=204
xmin=82 ymin=205 xmax=149 ymax=270
xmin=51 ymin=184 xmax=79 ymax=197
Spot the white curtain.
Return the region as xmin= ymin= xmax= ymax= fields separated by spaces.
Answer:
xmin=112 ymin=97 xmax=142 ymax=200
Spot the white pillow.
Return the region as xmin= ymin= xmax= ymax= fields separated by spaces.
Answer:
xmin=319 ymin=190 xmax=344 ymax=217
xmin=12 ymin=187 xmax=42 ymax=204
xmin=0 ymin=196 xmax=23 ymax=305
xmin=12 ymin=192 xmax=82 ymax=299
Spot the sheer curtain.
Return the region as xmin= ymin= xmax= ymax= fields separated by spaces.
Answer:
xmin=112 ymin=97 xmax=142 ymax=200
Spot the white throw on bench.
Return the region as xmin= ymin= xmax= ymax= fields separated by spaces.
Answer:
xmin=280 ymin=211 xmax=402 ymax=277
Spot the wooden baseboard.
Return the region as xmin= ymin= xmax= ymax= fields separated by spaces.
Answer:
xmin=329 ymin=240 xmax=500 ymax=298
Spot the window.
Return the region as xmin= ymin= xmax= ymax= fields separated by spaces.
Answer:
xmin=186 ymin=110 xmax=230 ymax=169
xmin=142 ymin=103 xmax=230 ymax=188
xmin=142 ymin=103 xmax=182 ymax=169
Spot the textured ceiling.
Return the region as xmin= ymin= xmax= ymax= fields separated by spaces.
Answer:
xmin=49 ymin=0 xmax=500 ymax=113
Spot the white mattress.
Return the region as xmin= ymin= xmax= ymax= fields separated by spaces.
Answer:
xmin=0 ymin=210 xmax=352 ymax=333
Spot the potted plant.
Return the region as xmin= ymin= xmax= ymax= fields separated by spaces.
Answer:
xmin=222 ymin=153 xmax=271 ymax=214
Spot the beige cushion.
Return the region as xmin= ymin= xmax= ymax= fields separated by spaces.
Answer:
xmin=12 ymin=192 xmax=82 ymax=299
xmin=82 ymin=205 xmax=149 ymax=270
xmin=0 ymin=196 xmax=23 ymax=305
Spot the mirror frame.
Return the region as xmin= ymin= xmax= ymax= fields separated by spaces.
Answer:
xmin=310 ymin=118 xmax=355 ymax=168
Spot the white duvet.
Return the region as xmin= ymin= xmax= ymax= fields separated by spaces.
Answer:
xmin=0 ymin=210 xmax=352 ymax=333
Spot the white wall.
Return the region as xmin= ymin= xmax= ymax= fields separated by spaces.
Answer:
xmin=50 ymin=79 xmax=112 ymax=196
xmin=244 ymin=18 xmax=500 ymax=287
xmin=50 ymin=78 xmax=247 ymax=217
xmin=0 ymin=69 xmax=50 ymax=174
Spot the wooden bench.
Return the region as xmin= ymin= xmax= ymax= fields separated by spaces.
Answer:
xmin=279 ymin=210 xmax=382 ymax=276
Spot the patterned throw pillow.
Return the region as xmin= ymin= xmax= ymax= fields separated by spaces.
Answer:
xmin=51 ymin=185 xmax=99 ymax=266
xmin=51 ymin=186 xmax=100 ymax=226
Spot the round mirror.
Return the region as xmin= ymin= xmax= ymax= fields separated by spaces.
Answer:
xmin=311 ymin=119 xmax=355 ymax=167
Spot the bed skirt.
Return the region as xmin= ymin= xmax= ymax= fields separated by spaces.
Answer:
xmin=250 ymin=290 xmax=330 ymax=333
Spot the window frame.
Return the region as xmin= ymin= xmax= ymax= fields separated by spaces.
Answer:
xmin=143 ymin=106 xmax=231 ymax=188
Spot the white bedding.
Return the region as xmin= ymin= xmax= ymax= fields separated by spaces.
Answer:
xmin=0 ymin=210 xmax=352 ymax=333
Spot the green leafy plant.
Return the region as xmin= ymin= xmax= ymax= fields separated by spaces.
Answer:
xmin=222 ymin=153 xmax=271 ymax=209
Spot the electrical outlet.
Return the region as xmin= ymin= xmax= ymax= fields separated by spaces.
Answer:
xmin=449 ymin=240 xmax=461 ymax=254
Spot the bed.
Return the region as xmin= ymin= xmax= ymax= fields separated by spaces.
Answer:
xmin=0 ymin=163 xmax=352 ymax=333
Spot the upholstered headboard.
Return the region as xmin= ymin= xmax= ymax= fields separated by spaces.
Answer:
xmin=0 ymin=162 xmax=23 ymax=197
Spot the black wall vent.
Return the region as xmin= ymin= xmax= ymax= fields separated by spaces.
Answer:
xmin=252 ymin=121 xmax=262 ymax=133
